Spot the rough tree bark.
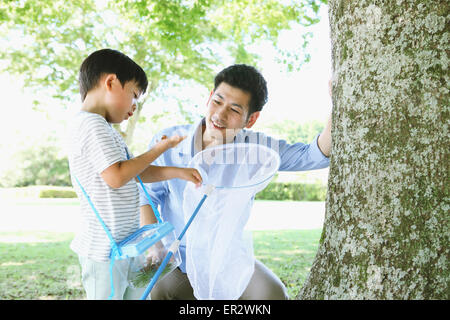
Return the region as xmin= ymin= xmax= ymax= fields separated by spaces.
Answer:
xmin=299 ymin=0 xmax=448 ymax=299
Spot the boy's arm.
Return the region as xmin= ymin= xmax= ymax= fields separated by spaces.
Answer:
xmin=101 ymin=135 xmax=185 ymax=189
xmin=140 ymin=204 xmax=158 ymax=226
xmin=138 ymin=165 xmax=202 ymax=186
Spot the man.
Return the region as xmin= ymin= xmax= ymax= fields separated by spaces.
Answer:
xmin=140 ymin=64 xmax=331 ymax=299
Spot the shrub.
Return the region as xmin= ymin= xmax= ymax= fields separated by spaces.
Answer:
xmin=0 ymin=186 xmax=77 ymax=199
xmin=0 ymin=140 xmax=71 ymax=187
xmin=256 ymin=182 xmax=327 ymax=201
xmin=39 ymin=188 xmax=77 ymax=198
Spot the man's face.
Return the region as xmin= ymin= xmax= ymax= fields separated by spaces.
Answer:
xmin=203 ymin=82 xmax=259 ymax=147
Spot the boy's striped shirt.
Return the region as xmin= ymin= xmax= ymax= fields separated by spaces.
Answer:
xmin=68 ymin=111 xmax=139 ymax=262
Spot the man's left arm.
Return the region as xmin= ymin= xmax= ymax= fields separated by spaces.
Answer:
xmin=317 ymin=113 xmax=332 ymax=158
xmin=317 ymin=79 xmax=333 ymax=157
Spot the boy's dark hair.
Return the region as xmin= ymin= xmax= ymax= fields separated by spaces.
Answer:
xmin=214 ymin=64 xmax=268 ymax=115
xmin=79 ymin=48 xmax=148 ymax=102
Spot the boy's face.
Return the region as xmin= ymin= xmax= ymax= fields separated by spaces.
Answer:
xmin=203 ymin=82 xmax=260 ymax=146
xmin=105 ymin=76 xmax=142 ymax=124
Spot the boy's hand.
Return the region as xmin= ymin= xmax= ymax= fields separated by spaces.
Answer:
xmin=142 ymin=240 xmax=167 ymax=271
xmin=177 ymin=167 xmax=203 ymax=187
xmin=157 ymin=135 xmax=186 ymax=149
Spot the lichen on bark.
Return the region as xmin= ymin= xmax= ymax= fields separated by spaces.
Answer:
xmin=298 ymin=0 xmax=449 ymax=299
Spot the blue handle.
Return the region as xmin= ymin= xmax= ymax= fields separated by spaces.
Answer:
xmin=177 ymin=194 xmax=207 ymax=241
xmin=140 ymin=193 xmax=209 ymax=300
xmin=136 ymin=175 xmax=163 ymax=224
xmin=140 ymin=251 xmax=174 ymax=300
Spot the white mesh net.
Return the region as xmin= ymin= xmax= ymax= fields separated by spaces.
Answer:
xmin=183 ymin=143 xmax=280 ymax=299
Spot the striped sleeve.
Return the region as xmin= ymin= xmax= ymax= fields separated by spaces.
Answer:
xmin=79 ymin=116 xmax=124 ymax=174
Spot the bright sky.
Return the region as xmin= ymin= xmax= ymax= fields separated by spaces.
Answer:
xmin=255 ymin=5 xmax=332 ymax=127
xmin=0 ymin=5 xmax=332 ymax=148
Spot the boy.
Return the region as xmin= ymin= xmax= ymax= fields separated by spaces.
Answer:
xmin=67 ymin=48 xmax=202 ymax=300
xmin=140 ymin=64 xmax=331 ymax=299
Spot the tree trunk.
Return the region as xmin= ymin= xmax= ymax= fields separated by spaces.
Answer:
xmin=124 ymin=100 xmax=143 ymax=145
xmin=299 ymin=0 xmax=448 ymax=299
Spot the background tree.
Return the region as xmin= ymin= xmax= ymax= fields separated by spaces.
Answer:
xmin=264 ymin=119 xmax=325 ymax=144
xmin=299 ymin=0 xmax=448 ymax=299
xmin=0 ymin=136 xmax=71 ymax=187
xmin=0 ymin=0 xmax=326 ymax=144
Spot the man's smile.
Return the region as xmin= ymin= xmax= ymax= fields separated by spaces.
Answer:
xmin=211 ymin=119 xmax=226 ymax=129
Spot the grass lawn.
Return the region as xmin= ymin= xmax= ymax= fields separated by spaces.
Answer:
xmin=0 ymin=231 xmax=83 ymax=300
xmin=253 ymin=229 xmax=322 ymax=298
xmin=0 ymin=229 xmax=321 ymax=300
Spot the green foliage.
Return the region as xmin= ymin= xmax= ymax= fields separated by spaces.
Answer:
xmin=0 ymin=0 xmax=325 ymax=100
xmin=0 ymin=0 xmax=327 ymax=143
xmin=0 ymin=0 xmax=102 ymax=100
xmin=39 ymin=188 xmax=76 ymax=198
xmin=0 ymin=0 xmax=328 ymax=144
xmin=0 ymin=139 xmax=71 ymax=188
xmin=256 ymin=181 xmax=327 ymax=201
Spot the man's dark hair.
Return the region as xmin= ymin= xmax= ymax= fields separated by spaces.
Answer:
xmin=214 ymin=64 xmax=268 ymax=115
xmin=78 ymin=48 xmax=148 ymax=102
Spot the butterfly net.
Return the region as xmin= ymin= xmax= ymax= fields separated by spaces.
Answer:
xmin=183 ymin=143 xmax=280 ymax=299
